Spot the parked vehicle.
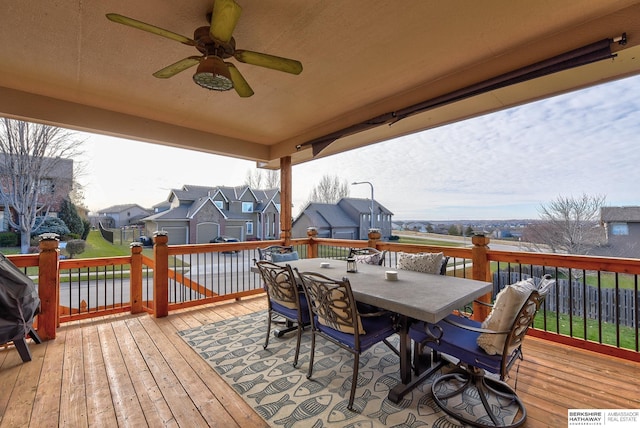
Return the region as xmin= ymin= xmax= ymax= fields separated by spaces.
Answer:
xmin=210 ymin=236 xmax=239 ymax=253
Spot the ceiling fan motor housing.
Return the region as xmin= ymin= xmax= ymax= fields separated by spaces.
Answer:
xmin=194 ymin=26 xmax=235 ymax=58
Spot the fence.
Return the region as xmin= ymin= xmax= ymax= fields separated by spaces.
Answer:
xmin=494 ymin=270 xmax=639 ymax=327
xmin=9 ymin=232 xmax=640 ymax=360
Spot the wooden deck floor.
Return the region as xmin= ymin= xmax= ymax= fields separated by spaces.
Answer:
xmin=2 ymin=295 xmax=639 ymax=427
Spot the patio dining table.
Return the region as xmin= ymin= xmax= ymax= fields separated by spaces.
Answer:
xmin=277 ymin=257 xmax=492 ymax=403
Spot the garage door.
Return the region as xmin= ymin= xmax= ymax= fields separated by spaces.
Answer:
xmin=161 ymin=227 xmax=188 ymax=245
xmin=225 ymin=226 xmax=243 ymax=240
xmin=197 ymin=223 xmax=219 ymax=244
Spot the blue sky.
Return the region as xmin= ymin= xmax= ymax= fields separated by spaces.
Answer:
xmin=80 ymin=74 xmax=640 ymax=220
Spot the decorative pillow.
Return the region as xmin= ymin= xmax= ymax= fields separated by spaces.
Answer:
xmin=397 ymin=252 xmax=444 ymax=274
xmin=355 ymin=253 xmax=381 ymax=265
xmin=271 ymin=251 xmax=299 ymax=263
xmin=477 ymin=278 xmax=538 ymax=355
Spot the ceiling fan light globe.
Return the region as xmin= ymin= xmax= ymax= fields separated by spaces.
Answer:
xmin=193 ymin=57 xmax=233 ymax=91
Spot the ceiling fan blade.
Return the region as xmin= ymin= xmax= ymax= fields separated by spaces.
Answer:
xmin=234 ymin=50 xmax=303 ymax=75
xmin=153 ymin=56 xmax=202 ymax=78
xmin=209 ymin=0 xmax=242 ymax=44
xmin=227 ymin=63 xmax=254 ymax=97
xmin=106 ymin=13 xmax=195 ymax=46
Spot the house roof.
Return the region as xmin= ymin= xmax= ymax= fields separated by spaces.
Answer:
xmin=148 ymin=184 xmax=278 ymax=222
xmin=297 ymin=202 xmax=359 ymax=229
xmin=97 ymin=203 xmax=149 ymax=214
xmin=186 ymin=197 xmax=226 ymax=219
xmin=144 ymin=205 xmax=190 ymax=221
xmin=339 ymin=198 xmax=393 ymax=215
xmin=601 ymin=206 xmax=640 ymax=222
xmin=2 ymin=2 xmax=639 ymax=169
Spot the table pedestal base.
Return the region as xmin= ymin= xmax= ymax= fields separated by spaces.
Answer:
xmin=388 ymin=359 xmax=446 ymax=403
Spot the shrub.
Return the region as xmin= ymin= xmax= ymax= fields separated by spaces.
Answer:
xmin=0 ymin=231 xmax=19 ymax=247
xmin=64 ymin=239 xmax=86 ymax=259
xmin=31 ymin=217 xmax=70 ymax=237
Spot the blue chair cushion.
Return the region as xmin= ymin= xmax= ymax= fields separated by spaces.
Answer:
xmin=316 ymin=313 xmax=396 ymax=351
xmin=409 ymin=315 xmax=514 ymax=374
xmin=271 ymin=251 xmax=299 ymax=262
xmin=271 ymin=294 xmax=311 ymax=323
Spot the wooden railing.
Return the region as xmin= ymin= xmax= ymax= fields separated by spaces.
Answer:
xmin=10 ymin=231 xmax=640 ymax=362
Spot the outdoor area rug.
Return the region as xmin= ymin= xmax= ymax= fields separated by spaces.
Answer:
xmin=178 ymin=311 xmax=519 ymax=427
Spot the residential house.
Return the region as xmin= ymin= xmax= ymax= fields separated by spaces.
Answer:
xmin=152 ymin=200 xmax=171 ymax=214
xmin=0 ymin=155 xmax=73 ymax=232
xmin=598 ymin=206 xmax=640 ymax=258
xmin=403 ymin=222 xmax=428 ymax=233
xmin=92 ymin=204 xmax=152 ymax=229
xmin=291 ymin=198 xmax=393 ymax=240
xmin=142 ymin=184 xmax=281 ymax=245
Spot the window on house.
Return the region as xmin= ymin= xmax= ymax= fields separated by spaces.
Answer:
xmin=242 ymin=202 xmax=254 ymax=213
xmin=38 ymin=179 xmax=55 ymax=194
xmin=246 ymin=222 xmax=253 ymax=235
xmin=214 ymin=200 xmax=223 ymax=209
xmin=611 ymin=223 xmax=629 ymax=236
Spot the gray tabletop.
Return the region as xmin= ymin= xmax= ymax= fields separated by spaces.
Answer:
xmin=285 ymin=258 xmax=492 ymax=324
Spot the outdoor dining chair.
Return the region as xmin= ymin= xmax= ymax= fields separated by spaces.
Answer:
xmin=255 ymin=261 xmax=310 ymax=367
xmin=296 ymin=270 xmax=397 ymax=411
xmin=257 ymin=245 xmax=298 ymax=262
xmin=408 ymin=275 xmax=555 ymax=428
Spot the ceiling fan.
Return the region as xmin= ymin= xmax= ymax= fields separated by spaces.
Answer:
xmin=106 ymin=0 xmax=302 ymax=97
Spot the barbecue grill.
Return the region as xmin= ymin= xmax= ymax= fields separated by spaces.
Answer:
xmin=0 ymin=253 xmax=41 ymax=362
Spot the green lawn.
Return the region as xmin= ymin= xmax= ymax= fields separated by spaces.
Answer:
xmin=534 ymin=311 xmax=638 ymax=351
xmin=0 ymin=230 xmax=152 ymax=259
xmin=82 ymin=230 xmax=140 ymax=257
xmin=397 ymin=236 xmax=463 ymax=247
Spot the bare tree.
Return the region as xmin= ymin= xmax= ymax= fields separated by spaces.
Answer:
xmin=245 ymin=169 xmax=280 ymax=189
xmin=306 ymin=174 xmax=350 ymax=205
xmin=0 ymin=119 xmax=83 ymax=253
xmin=523 ymin=193 xmax=606 ymax=255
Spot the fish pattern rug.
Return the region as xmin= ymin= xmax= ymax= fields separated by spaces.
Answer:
xmin=178 ymin=311 xmax=519 ymax=427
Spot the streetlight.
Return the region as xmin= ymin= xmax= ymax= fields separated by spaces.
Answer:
xmin=351 ymin=181 xmax=374 ymax=229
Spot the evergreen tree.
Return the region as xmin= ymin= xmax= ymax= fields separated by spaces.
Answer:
xmin=59 ymin=199 xmax=85 ymax=237
xmin=32 ymin=217 xmax=70 ymax=237
xmin=81 ymin=219 xmax=91 ymax=240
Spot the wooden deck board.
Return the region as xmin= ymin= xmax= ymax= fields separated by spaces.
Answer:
xmin=112 ymin=318 xmax=177 ymax=427
xmin=29 ymin=329 xmax=66 ymax=428
xmin=1 ymin=296 xmax=639 ymax=428
xmin=59 ymin=324 xmax=87 ymax=427
xmin=96 ymin=320 xmax=148 ymax=427
xmin=83 ymin=324 xmax=116 ymax=427
xmin=0 ymin=342 xmax=46 ymax=428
